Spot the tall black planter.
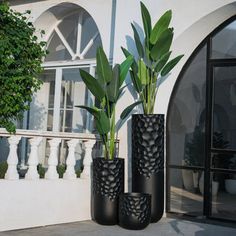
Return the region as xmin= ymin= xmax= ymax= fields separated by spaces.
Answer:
xmin=92 ymin=158 xmax=124 ymax=225
xmin=132 ymin=114 xmax=164 ymax=223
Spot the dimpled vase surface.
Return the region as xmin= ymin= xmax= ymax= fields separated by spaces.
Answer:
xmin=92 ymin=158 xmax=124 ymax=225
xmin=132 ymin=114 xmax=164 ymax=223
xmin=119 ymin=193 xmax=151 ymax=230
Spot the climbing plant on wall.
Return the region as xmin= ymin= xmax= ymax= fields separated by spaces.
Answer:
xmin=0 ymin=2 xmax=47 ymax=133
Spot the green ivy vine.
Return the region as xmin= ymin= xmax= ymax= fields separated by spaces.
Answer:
xmin=0 ymin=2 xmax=47 ymax=133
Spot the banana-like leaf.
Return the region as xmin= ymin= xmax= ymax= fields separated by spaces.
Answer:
xmin=119 ymin=55 xmax=133 ymax=87
xmin=138 ymin=59 xmax=149 ymax=85
xmin=107 ymin=64 xmax=120 ymax=102
xmin=117 ymin=83 xmax=130 ymax=99
xmin=140 ymin=2 xmax=152 ymax=39
xmin=120 ymin=101 xmax=142 ymax=120
xmin=130 ymin=70 xmax=142 ymax=93
xmin=131 ymin=23 xmax=144 ymax=58
xmin=79 ymin=69 xmax=105 ymax=101
xmin=155 ymin=51 xmax=172 ymax=73
xmin=150 ymin=28 xmax=173 ymax=61
xmin=96 ymin=47 xmax=112 ymax=84
xmin=121 ymin=47 xmax=138 ymax=74
xmin=95 ymin=110 xmax=110 ymax=135
xmin=150 ymin=10 xmax=172 ymax=45
xmin=75 ymin=105 xmax=99 ymax=118
xmin=161 ymin=54 xmax=184 ymax=76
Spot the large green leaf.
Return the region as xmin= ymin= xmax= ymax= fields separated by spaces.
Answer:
xmin=79 ymin=69 xmax=105 ymax=101
xmin=130 ymin=70 xmax=142 ymax=93
xmin=119 ymin=55 xmax=133 ymax=87
xmin=107 ymin=64 xmax=120 ymax=102
xmin=95 ymin=110 xmax=110 ymax=135
xmin=96 ymin=47 xmax=112 ymax=84
xmin=131 ymin=23 xmax=144 ymax=58
xmin=150 ymin=28 xmax=173 ymax=61
xmin=121 ymin=47 xmax=138 ymax=74
xmin=138 ymin=59 xmax=149 ymax=85
xmin=155 ymin=51 xmax=172 ymax=73
xmin=75 ymin=105 xmax=99 ymax=118
xmin=150 ymin=10 xmax=172 ymax=45
xmin=140 ymin=2 xmax=152 ymax=39
xmin=120 ymin=101 xmax=142 ymax=120
xmin=161 ymin=54 xmax=184 ymax=76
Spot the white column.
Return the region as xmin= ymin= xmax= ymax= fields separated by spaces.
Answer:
xmin=45 ymin=138 xmax=61 ymax=180
xmin=5 ymin=136 xmax=21 ymax=180
xmin=25 ymin=137 xmax=43 ymax=180
xmin=80 ymin=140 xmax=96 ymax=179
xmin=63 ymin=139 xmax=79 ymax=180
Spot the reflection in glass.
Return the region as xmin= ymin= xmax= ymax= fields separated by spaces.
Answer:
xmin=169 ymin=168 xmax=204 ymax=216
xmin=58 ymin=13 xmax=79 ymax=53
xmin=211 ymin=172 xmax=236 ymax=220
xmin=60 ymin=68 xmax=90 ymax=133
xmin=213 ymin=66 xmax=236 ymax=150
xmin=45 ymin=31 xmax=72 ymax=61
xmin=168 ymin=46 xmax=207 ymax=166
xmin=212 ymin=20 xmax=236 ymax=59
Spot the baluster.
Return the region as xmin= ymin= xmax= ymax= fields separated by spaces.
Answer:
xmin=63 ymin=139 xmax=79 ymax=180
xmin=25 ymin=137 xmax=43 ymax=180
xmin=80 ymin=140 xmax=96 ymax=179
xmin=45 ymin=138 xmax=61 ymax=180
xmin=5 ymin=136 xmax=21 ymax=180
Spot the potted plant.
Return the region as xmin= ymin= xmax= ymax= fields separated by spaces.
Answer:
xmin=120 ymin=2 xmax=183 ymax=222
xmin=0 ymin=2 xmax=47 ymax=133
xmin=225 ymin=158 xmax=236 ymax=194
xmin=77 ymin=47 xmax=137 ymax=225
xmin=184 ymin=126 xmax=205 ymax=193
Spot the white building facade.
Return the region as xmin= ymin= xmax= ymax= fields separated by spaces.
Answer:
xmin=1 ymin=0 xmax=236 ymax=231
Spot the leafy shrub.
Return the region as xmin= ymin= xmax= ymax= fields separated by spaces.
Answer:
xmin=0 ymin=2 xmax=47 ymax=132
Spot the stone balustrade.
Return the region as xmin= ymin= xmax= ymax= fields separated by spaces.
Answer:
xmin=0 ymin=128 xmax=98 ymax=181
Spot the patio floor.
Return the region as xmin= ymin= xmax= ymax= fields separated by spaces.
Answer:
xmin=1 ymin=217 xmax=236 ymax=236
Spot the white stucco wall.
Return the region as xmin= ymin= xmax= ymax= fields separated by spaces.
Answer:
xmin=9 ymin=0 xmax=236 ymax=208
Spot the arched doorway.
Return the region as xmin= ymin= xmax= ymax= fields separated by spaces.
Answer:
xmin=167 ymin=16 xmax=236 ymax=222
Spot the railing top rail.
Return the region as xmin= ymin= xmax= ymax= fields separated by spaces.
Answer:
xmin=0 ymin=128 xmax=98 ymax=141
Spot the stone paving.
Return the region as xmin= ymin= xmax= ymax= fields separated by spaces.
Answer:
xmin=1 ymin=217 xmax=236 ymax=236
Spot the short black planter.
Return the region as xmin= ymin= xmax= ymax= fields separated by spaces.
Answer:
xmin=132 ymin=114 xmax=164 ymax=223
xmin=92 ymin=157 xmax=124 ymax=225
xmin=119 ymin=192 xmax=151 ymax=230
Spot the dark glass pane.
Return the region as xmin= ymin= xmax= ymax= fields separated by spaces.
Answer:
xmin=169 ymin=168 xmax=204 ymax=216
xmin=212 ymin=66 xmax=236 ymax=150
xmin=211 ymin=172 xmax=236 ymax=220
xmin=168 ymin=46 xmax=207 ymax=167
xmin=83 ymin=34 xmax=102 ymax=59
xmin=80 ymin=12 xmax=99 ymax=55
xmin=45 ymin=31 xmax=71 ymax=61
xmin=58 ymin=13 xmax=79 ymax=53
xmin=211 ymin=153 xmax=236 ymax=170
xmin=212 ymin=20 xmax=236 ymax=59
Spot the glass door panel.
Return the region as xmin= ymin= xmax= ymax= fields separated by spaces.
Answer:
xmin=212 ymin=66 xmax=236 ymax=150
xmin=29 ymin=69 xmax=56 ymax=131
xmin=211 ymin=65 xmax=236 ymax=219
xmin=60 ymin=67 xmax=89 ymax=133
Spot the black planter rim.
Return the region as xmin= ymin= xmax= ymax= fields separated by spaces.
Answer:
xmin=121 ymin=192 xmax=151 ymax=198
xmin=132 ymin=113 xmax=164 ymax=117
xmin=93 ymin=157 xmax=124 ymax=162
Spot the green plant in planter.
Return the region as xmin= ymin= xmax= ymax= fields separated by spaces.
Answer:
xmin=121 ymin=2 xmax=184 ymax=116
xmin=0 ymin=161 xmax=8 ymax=179
xmin=76 ymin=47 xmax=138 ymax=160
xmin=0 ymin=2 xmax=47 ymax=133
